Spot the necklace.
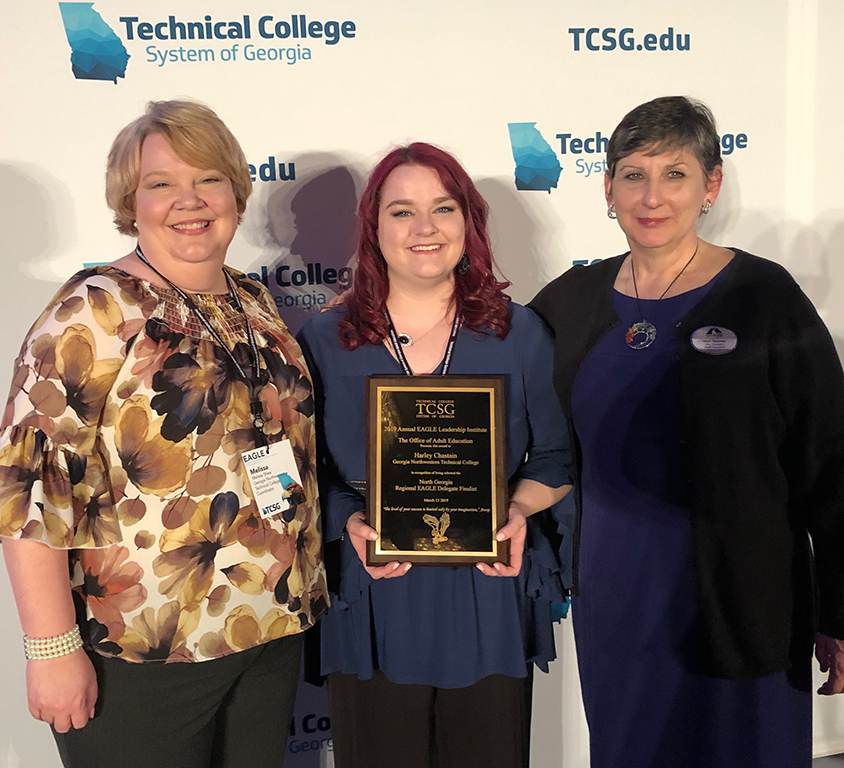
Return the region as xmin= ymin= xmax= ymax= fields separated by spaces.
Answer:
xmin=625 ymin=241 xmax=699 ymax=350
xmin=384 ymin=309 xmax=461 ymax=376
xmin=134 ymin=245 xmax=270 ymax=444
xmin=394 ymin=312 xmax=449 ymax=347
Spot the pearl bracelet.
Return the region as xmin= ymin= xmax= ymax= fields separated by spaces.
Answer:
xmin=23 ymin=625 xmax=83 ymax=660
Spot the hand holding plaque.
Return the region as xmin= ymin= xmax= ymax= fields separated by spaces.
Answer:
xmin=365 ymin=375 xmax=508 ymax=566
xmin=475 ymin=500 xmax=528 ymax=577
xmin=346 ymin=512 xmax=413 ymax=579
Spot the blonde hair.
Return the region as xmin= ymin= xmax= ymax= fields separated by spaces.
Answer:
xmin=105 ymin=100 xmax=253 ymax=236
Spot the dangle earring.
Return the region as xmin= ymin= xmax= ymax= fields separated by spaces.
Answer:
xmin=456 ymin=253 xmax=470 ymax=275
xmin=700 ymin=200 xmax=712 ymax=215
xmin=607 ymin=205 xmax=617 ymax=220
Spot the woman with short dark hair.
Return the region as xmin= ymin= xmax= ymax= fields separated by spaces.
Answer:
xmin=530 ymin=95 xmax=844 ymax=767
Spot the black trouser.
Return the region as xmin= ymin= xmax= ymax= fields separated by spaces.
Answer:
xmin=327 ymin=669 xmax=533 ymax=768
xmin=54 ymin=634 xmax=303 ymax=768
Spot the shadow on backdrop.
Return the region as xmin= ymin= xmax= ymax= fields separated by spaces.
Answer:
xmin=0 ymin=163 xmax=80 ymax=344
xmin=245 ymin=155 xmax=362 ymax=334
xmin=0 ymin=164 xmax=81 ymax=768
xmin=477 ymin=177 xmax=551 ymax=306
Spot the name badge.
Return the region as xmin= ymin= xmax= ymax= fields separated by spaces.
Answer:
xmin=241 ymin=440 xmax=304 ymax=519
xmin=690 ymin=326 xmax=738 ymax=355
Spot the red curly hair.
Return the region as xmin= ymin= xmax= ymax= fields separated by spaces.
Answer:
xmin=339 ymin=142 xmax=511 ymax=350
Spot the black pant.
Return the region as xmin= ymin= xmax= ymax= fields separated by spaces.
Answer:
xmin=327 ymin=669 xmax=533 ymax=768
xmin=54 ymin=634 xmax=303 ymax=768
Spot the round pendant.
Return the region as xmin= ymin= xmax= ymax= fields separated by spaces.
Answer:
xmin=626 ymin=321 xmax=657 ymax=350
xmin=397 ymin=333 xmax=412 ymax=346
xmin=251 ymin=401 xmax=268 ymax=434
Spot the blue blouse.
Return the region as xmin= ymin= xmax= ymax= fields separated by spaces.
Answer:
xmin=297 ymin=303 xmax=571 ymax=688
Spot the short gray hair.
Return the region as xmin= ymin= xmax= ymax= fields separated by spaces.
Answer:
xmin=606 ymin=96 xmax=722 ymax=179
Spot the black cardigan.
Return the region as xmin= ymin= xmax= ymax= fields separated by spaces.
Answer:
xmin=530 ymin=249 xmax=844 ymax=678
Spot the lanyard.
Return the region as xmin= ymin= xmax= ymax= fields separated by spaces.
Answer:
xmin=134 ymin=245 xmax=269 ymax=442
xmin=384 ymin=309 xmax=461 ymax=376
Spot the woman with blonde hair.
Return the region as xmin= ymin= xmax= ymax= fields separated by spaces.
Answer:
xmin=0 ymin=100 xmax=327 ymax=768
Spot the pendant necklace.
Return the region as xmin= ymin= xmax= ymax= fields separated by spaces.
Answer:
xmin=134 ymin=245 xmax=271 ymax=445
xmin=394 ymin=312 xmax=448 ymax=347
xmin=625 ymin=241 xmax=699 ymax=350
xmin=384 ymin=309 xmax=461 ymax=376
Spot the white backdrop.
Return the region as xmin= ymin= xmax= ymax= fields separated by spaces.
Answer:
xmin=1 ymin=0 xmax=844 ymax=765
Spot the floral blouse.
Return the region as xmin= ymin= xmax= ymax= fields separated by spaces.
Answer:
xmin=0 ymin=266 xmax=327 ymax=663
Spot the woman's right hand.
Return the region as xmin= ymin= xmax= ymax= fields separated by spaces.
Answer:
xmin=26 ymin=648 xmax=98 ymax=733
xmin=346 ymin=512 xmax=412 ymax=579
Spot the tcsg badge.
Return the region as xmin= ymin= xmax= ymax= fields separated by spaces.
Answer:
xmin=241 ymin=440 xmax=304 ymax=519
xmin=690 ymin=326 xmax=738 ymax=355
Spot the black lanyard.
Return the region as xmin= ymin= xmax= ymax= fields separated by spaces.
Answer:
xmin=384 ymin=309 xmax=461 ymax=376
xmin=134 ymin=245 xmax=269 ymax=443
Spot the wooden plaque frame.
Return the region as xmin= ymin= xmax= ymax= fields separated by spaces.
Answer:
xmin=365 ymin=375 xmax=508 ymax=566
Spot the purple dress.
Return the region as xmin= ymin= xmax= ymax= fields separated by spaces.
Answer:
xmin=570 ymin=276 xmax=812 ymax=767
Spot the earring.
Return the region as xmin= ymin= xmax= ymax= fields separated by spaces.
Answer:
xmin=701 ymin=201 xmax=711 ymax=215
xmin=607 ymin=205 xmax=617 ymax=220
xmin=456 ymin=253 xmax=470 ymax=275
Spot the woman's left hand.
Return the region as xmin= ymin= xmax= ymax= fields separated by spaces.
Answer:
xmin=816 ymin=633 xmax=844 ymax=695
xmin=476 ymin=501 xmax=529 ymax=578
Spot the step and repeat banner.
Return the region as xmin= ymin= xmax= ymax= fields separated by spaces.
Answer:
xmin=1 ymin=0 xmax=844 ymax=765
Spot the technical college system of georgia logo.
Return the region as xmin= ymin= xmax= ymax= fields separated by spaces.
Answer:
xmin=58 ymin=3 xmax=130 ymax=83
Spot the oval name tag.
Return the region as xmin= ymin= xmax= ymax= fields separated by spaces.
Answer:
xmin=690 ymin=326 xmax=737 ymax=355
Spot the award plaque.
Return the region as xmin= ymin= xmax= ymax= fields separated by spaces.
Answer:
xmin=365 ymin=375 xmax=508 ymax=566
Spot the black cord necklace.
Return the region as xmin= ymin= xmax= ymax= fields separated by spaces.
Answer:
xmin=384 ymin=309 xmax=461 ymax=376
xmin=625 ymin=240 xmax=699 ymax=350
xmin=134 ymin=245 xmax=270 ymax=444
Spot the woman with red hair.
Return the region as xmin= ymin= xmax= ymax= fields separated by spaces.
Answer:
xmin=297 ymin=143 xmax=571 ymax=768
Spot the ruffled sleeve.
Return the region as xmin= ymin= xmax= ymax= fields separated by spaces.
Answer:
xmin=0 ymin=270 xmax=137 ymax=549
xmin=514 ymin=308 xmax=575 ymax=625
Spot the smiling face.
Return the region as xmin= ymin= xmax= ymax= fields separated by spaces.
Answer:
xmin=133 ymin=133 xmax=239 ymax=272
xmin=605 ymin=146 xmax=721 ymax=253
xmin=377 ymin=164 xmax=466 ymax=290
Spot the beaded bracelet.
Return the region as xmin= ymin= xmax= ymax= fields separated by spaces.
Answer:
xmin=23 ymin=625 xmax=83 ymax=660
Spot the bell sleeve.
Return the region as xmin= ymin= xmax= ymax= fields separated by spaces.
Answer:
xmin=0 ymin=273 xmax=133 ymax=549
